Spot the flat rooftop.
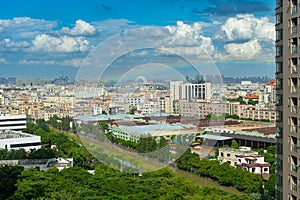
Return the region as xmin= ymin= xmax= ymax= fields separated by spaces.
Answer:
xmin=0 ymin=130 xmax=34 ymax=139
xmin=115 ymin=123 xmax=198 ymax=137
xmin=197 ymin=134 xmax=233 ymax=141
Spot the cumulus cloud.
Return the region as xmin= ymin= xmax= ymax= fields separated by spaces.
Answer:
xmin=166 ymin=21 xmax=202 ymax=40
xmin=0 ymin=39 xmax=30 ymax=52
xmin=165 ymin=21 xmax=215 ymax=55
xmin=216 ymin=14 xmax=274 ymax=43
xmin=0 ymin=17 xmax=56 ymax=30
xmin=0 ymin=17 xmax=57 ymax=40
xmin=29 ymin=34 xmax=89 ymax=53
xmin=61 ymin=19 xmax=97 ymax=36
xmin=219 ymin=39 xmax=262 ymax=60
xmin=0 ymin=58 xmax=9 ymax=64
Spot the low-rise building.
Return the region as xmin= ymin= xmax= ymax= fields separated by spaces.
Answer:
xmin=0 ymin=130 xmax=41 ymax=151
xmin=217 ymin=147 xmax=270 ymax=175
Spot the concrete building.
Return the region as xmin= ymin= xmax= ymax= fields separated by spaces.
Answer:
xmin=0 ymin=130 xmax=41 ymax=151
xmin=0 ymin=114 xmax=26 ymax=131
xmin=179 ymin=100 xmax=229 ymax=118
xmin=218 ymin=147 xmax=270 ymax=175
xmin=275 ymin=0 xmax=300 ymax=199
xmin=170 ymin=81 xmax=212 ymax=101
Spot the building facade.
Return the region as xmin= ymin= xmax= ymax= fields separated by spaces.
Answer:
xmin=218 ymin=147 xmax=270 ymax=175
xmin=0 ymin=130 xmax=41 ymax=151
xmin=275 ymin=0 xmax=299 ymax=199
xmin=170 ymin=81 xmax=212 ymax=101
xmin=0 ymin=114 xmax=26 ymax=131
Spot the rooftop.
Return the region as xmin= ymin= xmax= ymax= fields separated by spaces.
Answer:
xmin=0 ymin=130 xmax=34 ymax=139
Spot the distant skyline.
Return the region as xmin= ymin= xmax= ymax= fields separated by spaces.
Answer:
xmin=0 ymin=0 xmax=275 ymax=79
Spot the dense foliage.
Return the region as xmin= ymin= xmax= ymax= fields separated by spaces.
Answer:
xmin=0 ymin=148 xmax=57 ymax=160
xmin=0 ymin=166 xmax=23 ymax=200
xmin=24 ymin=122 xmax=98 ymax=169
xmin=176 ymin=150 xmax=264 ymax=194
xmin=9 ymin=166 xmax=249 ymax=200
xmin=0 ymin=122 xmax=251 ymax=200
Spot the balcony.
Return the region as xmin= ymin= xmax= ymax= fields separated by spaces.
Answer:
xmin=292 ymin=45 xmax=298 ymax=54
xmin=291 ymin=106 xmax=298 ymax=114
xmin=290 ymin=125 xmax=297 ymax=133
xmin=291 ymin=86 xmax=297 ymax=93
xmin=292 ymin=182 xmax=297 ymax=192
xmin=292 ymin=26 xmax=298 ymax=33
xmin=292 ymin=6 xmax=298 ymax=14
xmin=291 ymin=164 xmax=298 ymax=172
xmin=292 ymin=144 xmax=298 ymax=152
xmin=291 ymin=67 xmax=298 ymax=74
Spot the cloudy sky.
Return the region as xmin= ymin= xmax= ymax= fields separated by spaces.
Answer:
xmin=0 ymin=0 xmax=275 ymax=79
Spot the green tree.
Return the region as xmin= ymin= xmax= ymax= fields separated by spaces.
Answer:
xmin=0 ymin=166 xmax=23 ymax=199
xmin=231 ymin=140 xmax=239 ymax=149
xmin=98 ymin=121 xmax=109 ymax=133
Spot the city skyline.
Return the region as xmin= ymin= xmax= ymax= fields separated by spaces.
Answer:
xmin=0 ymin=0 xmax=275 ymax=79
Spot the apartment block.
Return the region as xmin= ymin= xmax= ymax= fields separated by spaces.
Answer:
xmin=275 ymin=0 xmax=300 ymax=199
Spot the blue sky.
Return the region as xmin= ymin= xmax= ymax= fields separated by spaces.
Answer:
xmin=0 ymin=0 xmax=275 ymax=79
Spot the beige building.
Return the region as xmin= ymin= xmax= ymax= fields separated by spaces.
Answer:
xmin=275 ymin=0 xmax=300 ymax=199
xmin=218 ymin=147 xmax=270 ymax=175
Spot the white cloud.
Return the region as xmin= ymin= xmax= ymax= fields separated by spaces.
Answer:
xmin=18 ymin=58 xmax=83 ymax=67
xmin=29 ymin=34 xmax=90 ymax=53
xmin=0 ymin=58 xmax=9 ymax=64
xmin=216 ymin=14 xmax=275 ymax=43
xmin=0 ymin=17 xmax=56 ymax=30
xmin=61 ymin=58 xmax=84 ymax=67
xmin=61 ymin=19 xmax=97 ymax=36
xmin=0 ymin=17 xmax=57 ymax=40
xmin=165 ymin=21 xmax=215 ymax=55
xmin=220 ymin=39 xmax=262 ymax=60
xmin=0 ymin=38 xmax=30 ymax=52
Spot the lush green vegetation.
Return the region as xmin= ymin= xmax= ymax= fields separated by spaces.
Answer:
xmin=24 ymin=122 xmax=98 ymax=169
xmin=0 ymin=122 xmax=251 ymax=200
xmin=0 ymin=148 xmax=57 ymax=160
xmin=239 ymin=118 xmax=271 ymax=122
xmin=176 ymin=150 xmax=269 ymax=196
xmin=0 ymin=166 xmax=23 ymax=200
xmin=8 ymin=166 xmax=248 ymax=200
xmin=256 ymin=146 xmax=276 ymax=197
xmin=205 ymin=113 xmax=270 ymax=122
xmin=225 ymin=96 xmax=258 ymax=105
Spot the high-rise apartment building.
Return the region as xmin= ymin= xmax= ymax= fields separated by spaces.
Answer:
xmin=170 ymin=80 xmax=212 ymax=101
xmin=275 ymin=0 xmax=300 ymax=199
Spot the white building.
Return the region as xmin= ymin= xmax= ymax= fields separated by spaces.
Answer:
xmin=170 ymin=81 xmax=212 ymax=101
xmin=218 ymin=147 xmax=270 ymax=175
xmin=137 ymin=102 xmax=161 ymax=115
xmin=0 ymin=130 xmax=41 ymax=151
xmin=116 ymin=96 xmax=145 ymax=106
xmin=0 ymin=114 xmax=26 ymax=131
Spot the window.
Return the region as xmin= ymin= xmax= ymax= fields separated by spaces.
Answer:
xmin=276 ymin=174 xmax=283 ymax=186
xmin=276 ymin=0 xmax=282 ymax=8
xmin=276 ymin=13 xmax=282 ymax=24
xmin=276 ymin=158 xmax=283 ymax=170
xmin=251 ymin=168 xmax=255 ymax=172
xmin=291 ymin=18 xmax=298 ymax=33
xmin=276 ymin=46 xmax=282 ymax=57
xmin=276 ymin=62 xmax=283 ymax=74
xmin=291 ymin=0 xmax=298 ymax=14
xmin=276 ymin=78 xmax=283 ymax=90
